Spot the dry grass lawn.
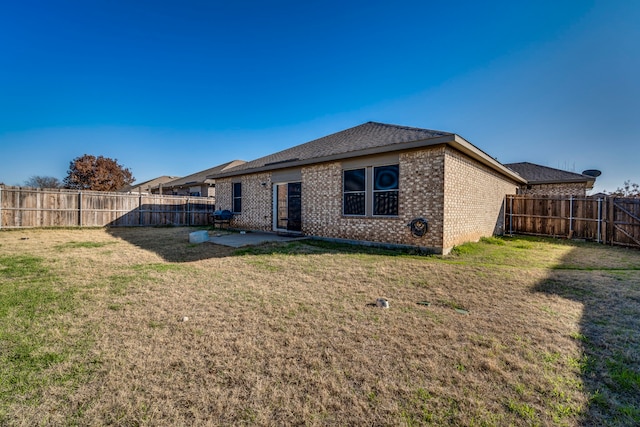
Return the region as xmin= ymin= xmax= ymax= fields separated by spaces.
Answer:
xmin=1 ymin=227 xmax=639 ymax=426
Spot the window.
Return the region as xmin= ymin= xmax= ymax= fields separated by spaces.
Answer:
xmin=343 ymin=169 xmax=366 ymax=215
xmin=232 ymin=182 xmax=242 ymax=213
xmin=343 ymin=164 xmax=400 ymax=217
xmin=373 ymin=165 xmax=399 ymax=216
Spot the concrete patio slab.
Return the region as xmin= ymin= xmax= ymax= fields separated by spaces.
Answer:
xmin=208 ymin=231 xmax=307 ymax=248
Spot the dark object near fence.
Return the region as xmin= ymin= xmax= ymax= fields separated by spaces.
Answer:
xmin=211 ymin=210 xmax=234 ymax=229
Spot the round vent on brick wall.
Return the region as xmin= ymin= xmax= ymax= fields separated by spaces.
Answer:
xmin=408 ymin=218 xmax=428 ymax=237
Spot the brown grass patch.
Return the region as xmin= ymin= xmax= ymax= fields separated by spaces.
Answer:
xmin=1 ymin=228 xmax=638 ymax=426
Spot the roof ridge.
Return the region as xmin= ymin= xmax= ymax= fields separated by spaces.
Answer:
xmin=210 ymin=122 xmax=467 ymax=179
xmin=367 ymin=121 xmax=452 ymax=135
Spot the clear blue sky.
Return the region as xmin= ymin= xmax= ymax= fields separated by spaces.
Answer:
xmin=1 ymin=0 xmax=638 ymax=193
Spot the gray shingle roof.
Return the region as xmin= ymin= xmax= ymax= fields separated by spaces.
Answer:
xmin=505 ymin=162 xmax=595 ymax=184
xmin=212 ymin=122 xmax=453 ymax=178
xmin=212 ymin=122 xmax=527 ymax=183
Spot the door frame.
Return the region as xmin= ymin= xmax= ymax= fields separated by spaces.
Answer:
xmin=272 ymin=181 xmax=302 ymax=232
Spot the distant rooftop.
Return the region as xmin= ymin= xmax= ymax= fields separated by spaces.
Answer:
xmin=118 ymin=175 xmax=180 ymax=193
xmin=505 ymin=162 xmax=596 ymax=184
xmin=157 ymin=160 xmax=246 ymax=188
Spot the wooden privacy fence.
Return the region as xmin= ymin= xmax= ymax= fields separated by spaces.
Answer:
xmin=0 ymin=186 xmax=217 ymax=228
xmin=505 ymin=195 xmax=640 ymax=249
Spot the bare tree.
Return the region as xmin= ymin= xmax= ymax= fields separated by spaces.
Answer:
xmin=24 ymin=176 xmax=62 ymax=188
xmin=63 ymin=154 xmax=135 ymax=191
xmin=609 ymin=180 xmax=640 ymax=198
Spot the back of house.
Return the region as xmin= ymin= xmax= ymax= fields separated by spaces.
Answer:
xmin=211 ymin=122 xmax=526 ymax=254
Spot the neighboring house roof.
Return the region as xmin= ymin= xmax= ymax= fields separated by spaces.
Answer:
xmin=590 ymin=192 xmax=608 ymax=198
xmin=211 ymin=122 xmax=526 ymax=183
xmin=505 ymin=162 xmax=595 ymax=186
xmin=156 ymin=160 xmax=246 ymax=189
xmin=118 ymin=175 xmax=180 ymax=193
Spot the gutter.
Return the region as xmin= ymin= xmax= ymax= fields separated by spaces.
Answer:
xmin=449 ymin=135 xmax=527 ymax=184
xmin=526 ymin=178 xmax=596 ymax=185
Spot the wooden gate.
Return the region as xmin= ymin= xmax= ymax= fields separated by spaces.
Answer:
xmin=610 ymin=198 xmax=640 ymax=248
xmin=505 ymin=195 xmax=639 ymax=249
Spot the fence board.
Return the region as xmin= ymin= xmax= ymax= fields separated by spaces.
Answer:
xmin=0 ymin=186 xmax=217 ymax=228
xmin=505 ymin=195 xmax=639 ymax=249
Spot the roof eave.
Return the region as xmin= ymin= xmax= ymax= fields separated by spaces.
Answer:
xmin=528 ymin=178 xmax=596 ymax=185
xmin=449 ymin=135 xmax=527 ymax=184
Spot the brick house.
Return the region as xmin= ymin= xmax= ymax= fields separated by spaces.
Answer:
xmin=150 ymin=160 xmax=245 ymax=197
xmin=504 ymin=162 xmax=596 ymax=196
xmin=211 ymin=122 xmax=526 ymax=254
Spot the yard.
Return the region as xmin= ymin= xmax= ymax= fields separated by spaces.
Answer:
xmin=1 ymin=227 xmax=639 ymax=426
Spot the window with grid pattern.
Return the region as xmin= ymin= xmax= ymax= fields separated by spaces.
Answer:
xmin=343 ymin=168 xmax=366 ymax=215
xmin=232 ymin=182 xmax=242 ymax=213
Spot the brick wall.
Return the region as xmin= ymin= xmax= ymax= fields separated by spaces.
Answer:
xmin=518 ymin=182 xmax=589 ymax=196
xmin=442 ymin=148 xmax=519 ymax=252
xmin=300 ymin=162 xmax=344 ymax=238
xmin=301 ymin=147 xmax=445 ymax=250
xmin=215 ymin=179 xmax=232 ymax=211
xmin=397 ymin=147 xmax=446 ymax=248
xmin=215 ymin=173 xmax=272 ymax=231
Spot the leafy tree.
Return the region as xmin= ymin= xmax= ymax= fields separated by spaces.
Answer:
xmin=609 ymin=180 xmax=640 ymax=198
xmin=63 ymin=154 xmax=135 ymax=191
xmin=24 ymin=175 xmax=62 ymax=188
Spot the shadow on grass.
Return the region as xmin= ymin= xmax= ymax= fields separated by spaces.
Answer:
xmin=106 ymin=226 xmax=434 ymax=262
xmin=106 ymin=227 xmax=425 ymax=262
xmin=232 ymin=238 xmax=433 ymax=258
xmin=532 ymin=242 xmax=640 ymax=426
xmin=106 ymin=227 xmax=237 ymax=262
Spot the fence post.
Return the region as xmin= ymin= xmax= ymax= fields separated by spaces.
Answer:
xmin=15 ymin=187 xmax=20 ymax=227
xmin=78 ymin=191 xmax=83 ymax=227
xmin=509 ymin=196 xmax=513 ymax=235
xmin=597 ymin=198 xmax=602 ymax=243
xmin=608 ymin=197 xmax=614 ymax=245
xmin=0 ymin=186 xmax=3 ymax=230
xmin=187 ymin=197 xmax=190 ymax=226
xmin=502 ymin=197 xmax=506 ymax=236
xmin=569 ymin=196 xmax=573 ymax=238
